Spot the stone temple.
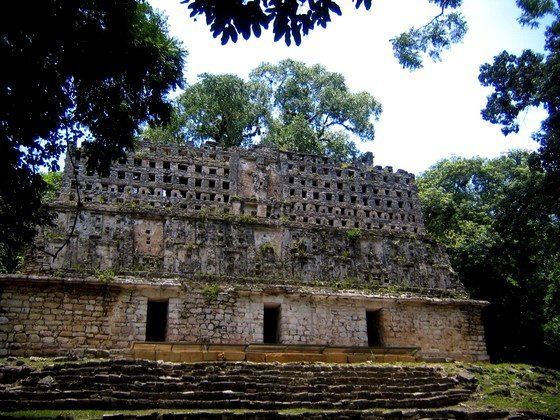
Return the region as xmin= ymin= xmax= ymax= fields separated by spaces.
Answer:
xmin=0 ymin=142 xmax=488 ymax=362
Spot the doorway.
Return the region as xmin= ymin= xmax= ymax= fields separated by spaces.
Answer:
xmin=366 ymin=310 xmax=381 ymax=347
xmin=263 ymin=305 xmax=280 ymax=344
xmin=146 ymin=300 xmax=168 ymax=342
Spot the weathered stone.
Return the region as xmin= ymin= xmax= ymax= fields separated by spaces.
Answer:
xmin=0 ymin=360 xmax=484 ymax=412
xmin=38 ymin=375 xmax=56 ymax=386
xmin=0 ymin=143 xmax=489 ymax=361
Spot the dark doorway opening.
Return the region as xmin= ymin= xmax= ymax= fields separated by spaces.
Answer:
xmin=366 ymin=310 xmax=381 ymax=347
xmin=263 ymin=305 xmax=280 ymax=344
xmin=146 ymin=300 xmax=168 ymax=342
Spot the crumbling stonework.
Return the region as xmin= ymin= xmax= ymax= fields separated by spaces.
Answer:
xmin=30 ymin=142 xmax=461 ymax=293
xmin=0 ymin=143 xmax=489 ymax=361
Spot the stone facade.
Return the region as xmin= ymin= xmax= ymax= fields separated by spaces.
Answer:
xmin=30 ymin=142 xmax=461 ymax=293
xmin=0 ymin=142 xmax=489 ymax=361
xmin=0 ymin=276 xmax=487 ymax=361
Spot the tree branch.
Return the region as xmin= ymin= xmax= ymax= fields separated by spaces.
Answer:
xmin=51 ymin=138 xmax=82 ymax=261
xmin=34 ymin=132 xmax=83 ymax=263
xmin=418 ymin=6 xmax=445 ymax=32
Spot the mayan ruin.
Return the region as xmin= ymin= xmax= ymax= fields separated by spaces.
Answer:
xmin=4 ymin=1 xmax=560 ymax=417
xmin=0 ymin=142 xmax=488 ymax=364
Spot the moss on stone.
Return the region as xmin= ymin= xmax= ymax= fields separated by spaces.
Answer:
xmin=202 ymin=283 xmax=220 ymax=302
xmin=345 ymin=228 xmax=362 ymax=242
xmin=440 ymin=362 xmax=560 ymax=418
xmin=96 ymin=268 xmax=115 ymax=284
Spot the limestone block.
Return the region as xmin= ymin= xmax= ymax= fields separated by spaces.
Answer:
xmin=324 ymin=353 xmax=348 ymax=363
xmin=347 ymin=354 xmax=374 ymax=363
xmin=177 ymin=351 xmax=204 ymax=362
xmin=246 ymin=352 xmax=266 ymax=363
xmin=203 ymin=351 xmax=222 ymax=361
xmin=134 ymin=349 xmax=156 ymax=360
xmin=266 ymin=353 xmax=326 ymax=363
xmin=222 ymin=351 xmax=246 ymax=361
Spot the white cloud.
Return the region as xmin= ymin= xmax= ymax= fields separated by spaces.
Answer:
xmin=150 ymin=0 xmax=546 ymax=174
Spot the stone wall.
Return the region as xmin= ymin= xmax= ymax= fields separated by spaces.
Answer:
xmin=0 ymin=276 xmax=488 ymax=361
xmin=25 ymin=142 xmax=465 ymax=295
xmin=380 ymin=303 xmax=488 ymax=361
xmin=31 ymin=209 xmax=461 ymax=293
xmin=0 ymin=280 xmax=145 ymax=355
xmin=60 ymin=142 xmax=424 ymax=234
xmin=9 ymin=144 xmax=489 ymax=361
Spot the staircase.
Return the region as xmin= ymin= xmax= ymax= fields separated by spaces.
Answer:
xmin=0 ymin=359 xmax=476 ymax=412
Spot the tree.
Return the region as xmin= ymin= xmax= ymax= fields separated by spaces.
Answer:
xmin=418 ymin=151 xmax=560 ymax=363
xmin=479 ymin=3 xmax=560 ymax=204
xmin=1 ymin=0 xmax=186 ymax=271
xmin=141 ymin=73 xmax=266 ymax=148
xmin=178 ymin=0 xmax=560 ymax=185
xmin=251 ymin=59 xmax=382 ymax=161
xmin=180 ymin=0 xmax=467 ymax=69
xmin=144 ymin=60 xmax=382 ymax=161
xmin=41 ymin=172 xmax=63 ymax=204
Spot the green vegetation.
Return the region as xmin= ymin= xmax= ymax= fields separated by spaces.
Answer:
xmin=0 ymin=357 xmax=100 ymax=370
xmin=418 ymin=151 xmax=560 ymax=364
xmin=141 ymin=74 xmax=264 ymax=148
xmin=479 ymin=6 xmax=560 ymax=214
xmin=259 ymin=242 xmax=274 ymax=255
xmin=41 ymin=172 xmax=62 ymax=203
xmin=442 ymin=363 xmax=560 ymax=417
xmin=142 ymin=59 xmax=381 ymax=163
xmin=331 ymin=277 xmax=364 ymax=291
xmin=235 ymin=214 xmax=258 ymax=225
xmin=1 ymin=1 xmax=185 ymax=273
xmin=202 ymin=283 xmax=220 ymax=302
xmin=96 ymin=268 xmax=116 ymax=284
xmin=253 ymin=60 xmax=381 ymax=162
xmin=345 ymin=228 xmax=363 ymax=242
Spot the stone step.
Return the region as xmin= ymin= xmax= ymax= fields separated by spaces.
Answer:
xmin=196 ymin=380 xmax=458 ymax=394
xmin=19 ymin=377 xmax=458 ymax=395
xmin=34 ymin=365 xmax=447 ymax=380
xmin=20 ymin=378 xmax=458 ymax=397
xmin=34 ymin=364 xmax=444 ymax=374
xmin=0 ymin=360 xmax=476 ymax=412
xmin=33 ymin=369 xmax=444 ymax=382
xmin=1 ymin=391 xmax=473 ymax=411
xmin=100 ymin=408 xmax=516 ymax=420
xmin=34 ymin=370 xmax=452 ymax=384
xmin=0 ymin=387 xmax=472 ymax=407
xmin=42 ymin=359 xmax=435 ymax=370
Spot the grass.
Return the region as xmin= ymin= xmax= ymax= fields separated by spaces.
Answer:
xmin=0 ymin=357 xmax=102 ymax=370
xmin=440 ymin=362 xmax=560 ymax=417
xmin=1 ymin=360 xmax=558 ymax=418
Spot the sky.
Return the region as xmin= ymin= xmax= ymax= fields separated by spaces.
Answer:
xmin=148 ymin=0 xmax=549 ymax=175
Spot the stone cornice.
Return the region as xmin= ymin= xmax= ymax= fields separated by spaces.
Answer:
xmin=0 ymin=274 xmax=489 ymax=308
